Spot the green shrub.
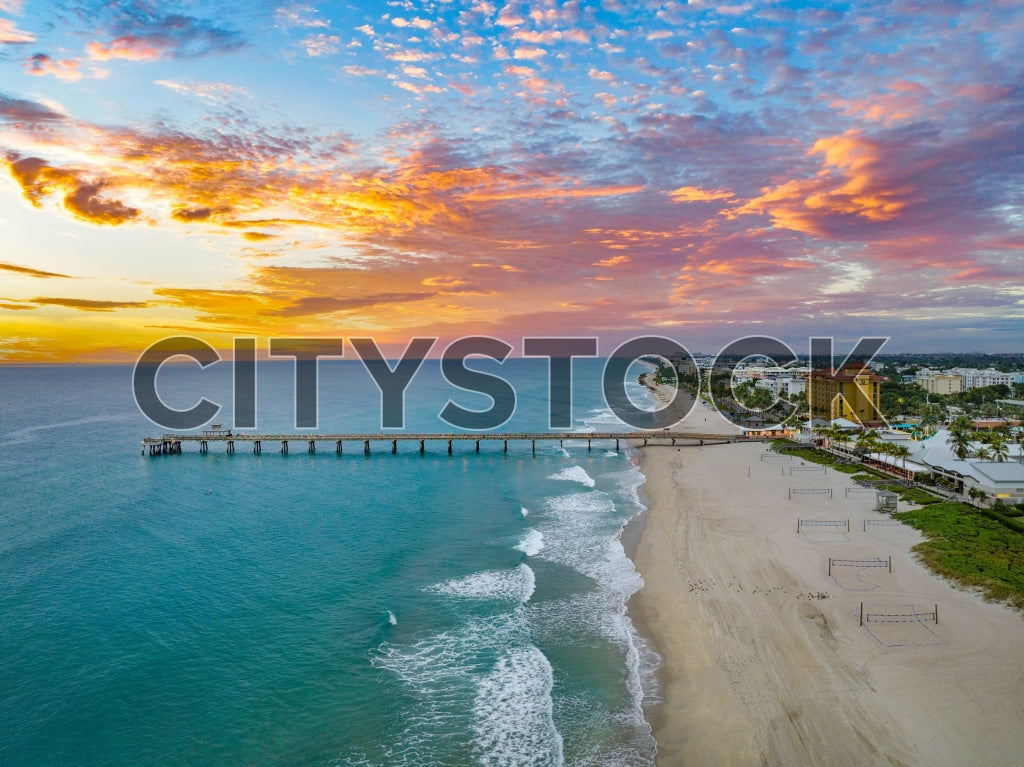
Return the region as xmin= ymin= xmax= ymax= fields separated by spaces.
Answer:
xmin=894 ymin=502 xmax=1024 ymax=610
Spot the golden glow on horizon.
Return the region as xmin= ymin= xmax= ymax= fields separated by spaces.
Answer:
xmin=1 ymin=1 xmax=1021 ymax=359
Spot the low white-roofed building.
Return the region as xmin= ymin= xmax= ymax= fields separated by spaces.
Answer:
xmin=905 ymin=429 xmax=1024 ymax=500
xmin=965 ymin=463 xmax=1024 ymax=504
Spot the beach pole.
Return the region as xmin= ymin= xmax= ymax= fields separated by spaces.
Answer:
xmin=935 ymin=604 xmax=938 ymax=624
xmin=860 ymin=602 xmax=864 ymax=626
xmin=888 ymin=555 xmax=892 ymax=573
xmin=828 ymin=558 xmax=832 ymax=576
xmin=847 ymin=519 xmax=850 ymax=532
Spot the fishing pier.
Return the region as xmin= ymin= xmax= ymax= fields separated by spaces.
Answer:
xmin=142 ymin=429 xmax=753 ymax=457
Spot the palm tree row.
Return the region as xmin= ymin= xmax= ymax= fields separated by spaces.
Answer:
xmin=946 ymin=414 xmax=1014 ymax=462
xmin=812 ymin=425 xmax=913 ymax=474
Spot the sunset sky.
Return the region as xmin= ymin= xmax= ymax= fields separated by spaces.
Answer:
xmin=1 ymin=0 xmax=1022 ymax=361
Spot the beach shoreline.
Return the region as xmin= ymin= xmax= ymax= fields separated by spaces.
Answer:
xmin=628 ymin=395 xmax=1024 ymax=766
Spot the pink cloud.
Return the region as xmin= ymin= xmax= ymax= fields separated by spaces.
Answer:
xmin=0 ymin=16 xmax=34 ymax=43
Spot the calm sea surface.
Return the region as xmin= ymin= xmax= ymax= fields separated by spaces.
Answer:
xmin=1 ymin=359 xmax=661 ymax=765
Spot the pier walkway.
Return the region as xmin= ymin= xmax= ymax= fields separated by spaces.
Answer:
xmin=142 ymin=431 xmax=755 ymax=456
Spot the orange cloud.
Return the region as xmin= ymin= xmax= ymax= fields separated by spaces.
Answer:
xmin=668 ymin=186 xmax=734 ymax=202
xmin=87 ymin=36 xmax=164 ymax=61
xmin=31 ymin=297 xmax=151 ymax=311
xmin=0 ymin=262 xmax=73 ymax=278
xmin=6 ymin=156 xmax=140 ymax=225
xmin=730 ymin=131 xmax=912 ymax=235
xmin=25 ymin=53 xmax=84 ymax=81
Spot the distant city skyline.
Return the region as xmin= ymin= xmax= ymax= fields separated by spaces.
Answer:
xmin=1 ymin=0 xmax=1022 ymax=361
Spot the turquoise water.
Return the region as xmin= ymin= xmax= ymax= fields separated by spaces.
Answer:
xmin=0 ymin=360 xmax=659 ymax=765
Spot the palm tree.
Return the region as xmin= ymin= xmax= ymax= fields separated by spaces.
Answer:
xmin=946 ymin=427 xmax=973 ymax=461
xmin=973 ymin=445 xmax=992 ymax=461
xmin=890 ymin=444 xmax=912 ymax=474
xmin=984 ymin=431 xmax=1010 ymax=463
xmin=855 ymin=430 xmax=881 ymax=456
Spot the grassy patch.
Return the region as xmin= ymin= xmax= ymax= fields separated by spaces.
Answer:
xmin=894 ymin=502 xmax=1024 ymax=610
xmin=780 ymin=447 xmax=839 ymax=466
xmin=899 ymin=487 xmax=941 ymax=505
xmin=874 ymin=483 xmax=940 ymax=505
xmin=831 ymin=463 xmax=862 ymax=474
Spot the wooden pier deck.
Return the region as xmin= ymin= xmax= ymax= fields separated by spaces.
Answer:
xmin=142 ymin=431 xmax=756 ymax=456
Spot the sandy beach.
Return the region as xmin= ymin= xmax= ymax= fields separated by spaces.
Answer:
xmin=630 ymin=394 xmax=1024 ymax=766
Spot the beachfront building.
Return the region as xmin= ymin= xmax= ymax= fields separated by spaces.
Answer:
xmin=915 ymin=370 xmax=964 ymax=395
xmin=901 ymin=429 xmax=1024 ymax=501
xmin=808 ymin=364 xmax=884 ymax=425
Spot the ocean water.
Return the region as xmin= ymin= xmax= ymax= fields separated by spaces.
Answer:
xmin=0 ymin=359 xmax=661 ymax=766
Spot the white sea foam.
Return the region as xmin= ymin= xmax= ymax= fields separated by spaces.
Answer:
xmin=387 ymin=610 xmax=398 ymax=626
xmin=372 ymin=610 xmax=556 ymax=766
xmin=515 ymin=528 xmax=544 ymax=557
xmin=520 ymin=506 xmax=529 ymax=517
xmin=547 ymin=466 xmax=595 ymax=488
xmin=472 ymin=646 xmax=564 ymax=767
xmin=426 ymin=564 xmax=536 ymax=603
xmin=529 ymin=483 xmax=657 ymax=761
xmin=580 ymin=406 xmax=620 ymax=426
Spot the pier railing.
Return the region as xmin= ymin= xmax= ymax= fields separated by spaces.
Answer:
xmin=142 ymin=431 xmax=755 ymax=456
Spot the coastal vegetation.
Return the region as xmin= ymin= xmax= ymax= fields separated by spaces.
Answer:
xmin=894 ymin=502 xmax=1024 ymax=610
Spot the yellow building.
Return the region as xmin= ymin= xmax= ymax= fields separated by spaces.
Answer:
xmin=919 ymin=373 xmax=963 ymax=395
xmin=808 ymin=364 xmax=884 ymax=424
